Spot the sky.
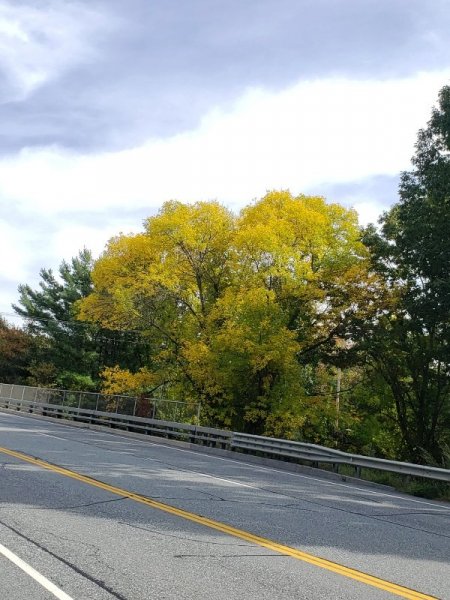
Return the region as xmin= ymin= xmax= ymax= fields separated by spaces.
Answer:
xmin=1 ymin=0 xmax=450 ymax=323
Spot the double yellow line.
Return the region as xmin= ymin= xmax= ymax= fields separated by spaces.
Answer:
xmin=0 ymin=445 xmax=438 ymax=600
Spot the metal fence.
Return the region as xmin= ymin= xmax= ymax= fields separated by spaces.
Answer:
xmin=0 ymin=383 xmax=200 ymax=424
xmin=0 ymin=382 xmax=449 ymax=483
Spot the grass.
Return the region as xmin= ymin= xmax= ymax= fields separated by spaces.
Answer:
xmin=336 ymin=464 xmax=450 ymax=501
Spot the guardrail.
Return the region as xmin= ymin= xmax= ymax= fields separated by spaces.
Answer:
xmin=1 ymin=383 xmax=449 ymax=483
xmin=0 ymin=395 xmax=231 ymax=449
xmin=231 ymin=433 xmax=450 ymax=482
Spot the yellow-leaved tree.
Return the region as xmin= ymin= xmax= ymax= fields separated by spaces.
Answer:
xmin=78 ymin=191 xmax=373 ymax=434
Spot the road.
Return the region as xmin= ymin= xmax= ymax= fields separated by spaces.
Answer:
xmin=0 ymin=410 xmax=448 ymax=599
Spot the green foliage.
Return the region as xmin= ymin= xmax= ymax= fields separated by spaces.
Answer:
xmin=362 ymin=86 xmax=450 ymax=463
xmin=12 ymin=249 xmax=150 ymax=388
xmin=26 ymin=360 xmax=58 ymax=388
xmin=55 ymin=371 xmax=97 ymax=392
xmin=401 ymin=479 xmax=450 ymax=501
xmin=13 ymin=249 xmax=98 ymax=381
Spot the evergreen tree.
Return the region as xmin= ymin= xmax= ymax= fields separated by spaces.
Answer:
xmin=363 ymin=86 xmax=450 ymax=463
xmin=13 ymin=249 xmax=99 ymax=386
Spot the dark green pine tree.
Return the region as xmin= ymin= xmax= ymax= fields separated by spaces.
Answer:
xmin=13 ymin=249 xmax=99 ymax=388
xmin=363 ymin=86 xmax=450 ymax=463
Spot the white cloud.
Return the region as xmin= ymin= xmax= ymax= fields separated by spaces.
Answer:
xmin=0 ymin=216 xmax=144 ymax=318
xmin=1 ymin=70 xmax=448 ymax=217
xmin=0 ymin=1 xmax=116 ymax=101
xmin=51 ymin=219 xmax=144 ymax=264
xmin=0 ymin=220 xmax=30 ymax=281
xmin=1 ymin=69 xmax=449 ymax=315
xmin=351 ymin=200 xmax=387 ymax=227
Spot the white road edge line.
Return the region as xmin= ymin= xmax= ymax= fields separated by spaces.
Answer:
xmin=0 ymin=542 xmax=74 ymax=600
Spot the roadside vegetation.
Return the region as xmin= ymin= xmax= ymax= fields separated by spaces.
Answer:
xmin=2 ymin=86 xmax=450 ymax=476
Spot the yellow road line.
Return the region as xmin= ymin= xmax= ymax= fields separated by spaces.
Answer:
xmin=0 ymin=445 xmax=438 ymax=600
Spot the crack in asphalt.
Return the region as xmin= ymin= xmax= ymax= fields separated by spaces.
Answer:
xmin=0 ymin=497 xmax=127 ymax=512
xmin=183 ymin=486 xmax=320 ymax=510
xmin=0 ymin=519 xmax=129 ymax=600
xmin=118 ymin=520 xmax=255 ymax=547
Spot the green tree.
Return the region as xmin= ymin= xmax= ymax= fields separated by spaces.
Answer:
xmin=363 ymin=86 xmax=450 ymax=463
xmin=13 ymin=249 xmax=99 ymax=387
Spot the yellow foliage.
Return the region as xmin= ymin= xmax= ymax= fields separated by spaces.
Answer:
xmin=100 ymin=365 xmax=159 ymax=396
xmin=78 ymin=190 xmax=375 ymax=431
xmin=263 ymin=411 xmax=307 ymax=440
xmin=235 ymin=190 xmax=366 ymax=290
xmin=181 ymin=339 xmax=228 ymax=398
xmin=211 ymin=286 xmax=300 ymax=373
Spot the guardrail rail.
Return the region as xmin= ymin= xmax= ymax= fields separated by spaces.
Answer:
xmin=1 ymin=382 xmax=449 ymax=483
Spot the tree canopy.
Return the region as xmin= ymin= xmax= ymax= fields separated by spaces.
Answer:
xmin=362 ymin=86 xmax=450 ymax=462
xmin=12 ymin=249 xmax=149 ymax=389
xmin=78 ymin=192 xmax=373 ymax=432
xmin=0 ymin=317 xmax=33 ymax=383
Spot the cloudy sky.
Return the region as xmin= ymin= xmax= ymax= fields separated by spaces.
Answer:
xmin=1 ymin=0 xmax=450 ymax=322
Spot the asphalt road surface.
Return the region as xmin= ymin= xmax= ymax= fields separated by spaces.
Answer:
xmin=0 ymin=410 xmax=448 ymax=600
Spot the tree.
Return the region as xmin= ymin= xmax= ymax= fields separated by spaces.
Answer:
xmin=201 ymin=191 xmax=372 ymax=432
xmin=13 ymin=249 xmax=149 ymax=389
xmin=363 ymin=86 xmax=450 ymax=463
xmin=0 ymin=317 xmax=33 ymax=383
xmin=13 ymin=249 xmax=99 ymax=387
xmin=79 ymin=193 xmax=373 ymax=433
xmin=78 ymin=201 xmax=236 ymax=413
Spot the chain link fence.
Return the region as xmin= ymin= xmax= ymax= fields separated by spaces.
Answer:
xmin=0 ymin=383 xmax=201 ymax=424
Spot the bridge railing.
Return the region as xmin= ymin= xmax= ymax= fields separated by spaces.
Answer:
xmin=0 ymin=382 xmax=200 ymax=422
xmin=1 ymin=383 xmax=448 ymax=483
